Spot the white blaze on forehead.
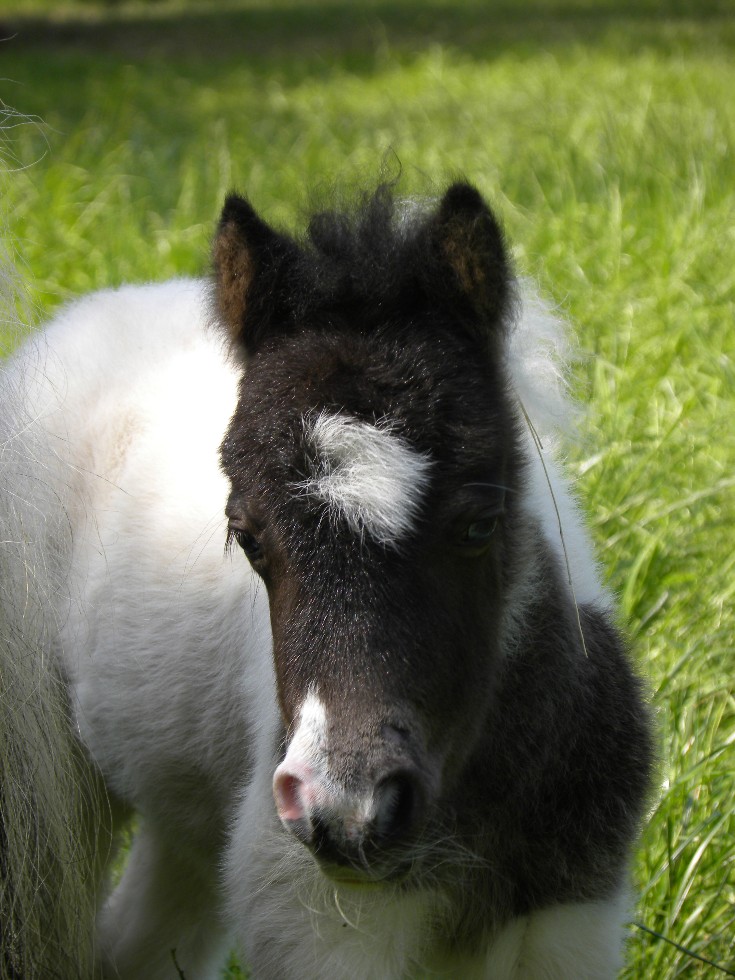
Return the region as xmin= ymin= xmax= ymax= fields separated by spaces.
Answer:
xmin=298 ymin=411 xmax=432 ymax=547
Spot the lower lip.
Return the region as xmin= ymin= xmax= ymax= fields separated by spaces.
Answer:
xmin=317 ymin=860 xmax=411 ymax=889
xmin=320 ymin=866 xmax=383 ymax=888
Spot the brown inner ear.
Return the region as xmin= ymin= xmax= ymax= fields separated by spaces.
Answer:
xmin=442 ymin=220 xmax=489 ymax=302
xmin=437 ymin=204 xmax=509 ymax=327
xmin=213 ymin=219 xmax=255 ymax=344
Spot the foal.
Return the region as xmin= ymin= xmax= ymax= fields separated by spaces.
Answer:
xmin=0 ymin=181 xmax=652 ymax=978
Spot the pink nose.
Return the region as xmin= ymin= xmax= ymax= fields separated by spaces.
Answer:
xmin=273 ymin=760 xmax=318 ymax=826
xmin=273 ymin=759 xmax=424 ymax=863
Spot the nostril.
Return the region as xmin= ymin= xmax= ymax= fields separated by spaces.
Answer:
xmin=309 ymin=812 xmax=333 ymax=855
xmin=373 ymin=771 xmax=421 ymax=842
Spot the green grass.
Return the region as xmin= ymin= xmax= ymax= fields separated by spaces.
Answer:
xmin=2 ymin=0 xmax=734 ymax=976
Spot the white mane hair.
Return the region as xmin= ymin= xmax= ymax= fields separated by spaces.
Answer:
xmin=507 ymin=279 xmax=579 ymax=441
xmin=0 ymin=233 xmax=100 ymax=979
xmin=506 ymin=280 xmax=607 ymax=611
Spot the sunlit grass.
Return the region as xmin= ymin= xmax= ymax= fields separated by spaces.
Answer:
xmin=1 ymin=1 xmax=733 ymax=975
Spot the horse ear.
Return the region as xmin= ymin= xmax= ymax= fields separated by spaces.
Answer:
xmin=431 ymin=182 xmax=511 ymax=328
xmin=212 ymin=193 xmax=298 ymax=355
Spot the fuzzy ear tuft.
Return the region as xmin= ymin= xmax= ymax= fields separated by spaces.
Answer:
xmin=212 ymin=193 xmax=298 ymax=355
xmin=432 ymin=182 xmax=511 ymax=327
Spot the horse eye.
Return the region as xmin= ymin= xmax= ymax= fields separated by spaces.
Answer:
xmin=228 ymin=526 xmax=264 ymax=563
xmin=462 ymin=517 xmax=499 ymax=544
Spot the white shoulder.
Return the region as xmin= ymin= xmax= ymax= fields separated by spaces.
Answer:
xmin=481 ymin=892 xmax=631 ymax=979
xmin=4 ymin=277 xmax=214 ymax=417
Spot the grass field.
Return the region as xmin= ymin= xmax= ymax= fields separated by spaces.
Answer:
xmin=1 ymin=0 xmax=733 ymax=976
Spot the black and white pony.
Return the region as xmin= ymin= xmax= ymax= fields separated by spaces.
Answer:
xmin=0 ymin=182 xmax=652 ymax=979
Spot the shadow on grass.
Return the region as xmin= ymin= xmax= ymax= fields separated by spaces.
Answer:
xmin=1 ymin=0 xmax=733 ymax=72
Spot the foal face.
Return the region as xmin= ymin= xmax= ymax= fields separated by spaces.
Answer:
xmin=223 ymin=326 xmax=520 ymax=882
xmin=215 ymin=180 xmax=519 ymax=882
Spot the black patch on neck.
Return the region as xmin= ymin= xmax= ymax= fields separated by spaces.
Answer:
xmin=430 ymin=564 xmax=654 ymax=949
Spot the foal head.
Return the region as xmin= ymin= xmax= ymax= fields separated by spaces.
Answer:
xmin=214 ymin=183 xmax=526 ymax=884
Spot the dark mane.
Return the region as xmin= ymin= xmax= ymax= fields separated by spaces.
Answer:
xmin=213 ymin=181 xmax=513 ymax=358
xmin=300 ymin=187 xmax=435 ymax=320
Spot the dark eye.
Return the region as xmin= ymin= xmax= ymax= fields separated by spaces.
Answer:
xmin=454 ymin=503 xmax=504 ymax=555
xmin=448 ymin=483 xmax=506 ymax=555
xmin=462 ymin=516 xmax=499 ymax=544
xmin=227 ymin=526 xmax=264 ymax=564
